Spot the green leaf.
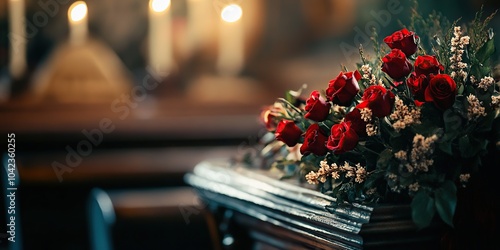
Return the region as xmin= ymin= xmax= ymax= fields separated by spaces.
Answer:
xmin=285 ymin=91 xmax=296 ymax=104
xmin=389 ymin=135 xmax=408 ymax=151
xmin=452 ymin=95 xmax=468 ymax=119
xmin=412 ymin=103 xmax=443 ymax=135
xmin=443 ymin=109 xmax=462 ymax=138
xmin=376 ymin=149 xmax=393 ymax=170
xmin=459 ymin=135 xmax=488 ymax=158
xmin=476 ymin=111 xmax=496 ymax=132
xmin=458 ymin=135 xmax=472 ymax=158
xmin=364 ymin=169 xmax=385 ymax=189
xmin=323 ymin=119 xmax=335 ymax=128
xmin=297 ymin=120 xmax=310 ymax=131
xmin=438 ymin=139 xmax=453 ymax=155
xmin=457 ymin=84 xmax=465 ymax=95
xmin=380 ymin=118 xmax=400 ymax=138
xmin=411 ymin=191 xmax=436 ymax=229
xmin=471 ymin=62 xmax=493 ymax=78
xmin=476 ymin=38 xmax=495 ymax=63
xmin=435 ymin=181 xmax=457 ymax=227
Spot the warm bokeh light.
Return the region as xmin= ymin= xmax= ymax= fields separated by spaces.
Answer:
xmin=68 ymin=1 xmax=87 ymax=22
xmin=150 ymin=0 xmax=171 ymax=13
xmin=221 ymin=4 xmax=242 ymax=23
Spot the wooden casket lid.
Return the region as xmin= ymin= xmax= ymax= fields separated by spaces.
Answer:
xmin=185 ymin=159 xmax=442 ymax=249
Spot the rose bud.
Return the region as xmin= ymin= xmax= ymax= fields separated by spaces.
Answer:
xmin=326 ymin=71 xmax=361 ymax=106
xmin=383 ymin=28 xmax=419 ymax=56
xmin=406 ymin=72 xmax=430 ymax=102
xmin=259 ymin=103 xmax=288 ymax=131
xmin=414 ymin=55 xmax=444 ymax=76
xmin=344 ymin=108 xmax=368 ymax=137
xmin=260 ymin=106 xmax=278 ymax=131
xmin=304 ymin=90 xmax=331 ymax=122
xmin=326 ymin=121 xmax=359 ymax=154
xmin=425 ymin=74 xmax=457 ymax=110
xmin=300 ymin=124 xmax=329 ymax=156
xmin=356 ymin=85 xmax=396 ymax=117
xmin=275 ymin=120 xmax=303 ymax=147
xmin=382 ymin=49 xmax=413 ymax=80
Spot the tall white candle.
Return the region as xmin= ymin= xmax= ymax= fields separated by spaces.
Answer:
xmin=148 ymin=0 xmax=173 ymax=72
xmin=68 ymin=1 xmax=88 ymax=45
xmin=186 ymin=0 xmax=212 ymax=55
xmin=8 ymin=0 xmax=27 ymax=80
xmin=216 ymin=4 xmax=244 ymax=76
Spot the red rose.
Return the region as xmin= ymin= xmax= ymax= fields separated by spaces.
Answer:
xmin=260 ymin=105 xmax=280 ymax=131
xmin=300 ymin=124 xmax=328 ymax=156
xmin=326 ymin=71 xmax=361 ymax=106
xmin=275 ymin=120 xmax=302 ymax=147
xmin=304 ymin=90 xmax=331 ymax=122
xmin=357 ymin=85 xmax=396 ymax=117
xmin=406 ymin=72 xmax=429 ymax=102
xmin=414 ymin=55 xmax=444 ymax=76
xmin=326 ymin=122 xmax=359 ymax=154
xmin=425 ymin=74 xmax=457 ymax=110
xmin=344 ymin=108 xmax=367 ymax=137
xmin=414 ymin=100 xmax=425 ymax=107
xmin=383 ymin=28 xmax=419 ymax=56
xmin=382 ymin=49 xmax=413 ymax=80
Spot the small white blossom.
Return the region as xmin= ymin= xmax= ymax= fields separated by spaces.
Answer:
xmin=408 ymin=182 xmax=420 ymax=192
xmin=477 ymin=76 xmax=495 ymax=91
xmin=361 ymin=64 xmax=372 ymax=79
xmin=366 ymin=188 xmax=377 ymax=195
xmin=410 ymin=134 xmax=438 ymax=172
xmin=366 ymin=124 xmax=378 ymax=136
xmin=305 ymin=171 xmax=319 ymax=184
xmin=459 ymin=173 xmax=471 ymax=187
xmin=355 ymin=165 xmax=367 ymax=183
xmin=390 ymin=97 xmax=421 ymax=132
xmin=360 ymin=108 xmax=372 ymax=122
xmin=467 ymin=94 xmax=487 ymax=120
xmin=492 ymin=95 xmax=500 ymax=108
xmin=388 ymin=173 xmax=398 ymax=181
xmin=449 ymin=26 xmax=469 ymax=82
xmin=394 ymin=150 xmax=407 ymax=161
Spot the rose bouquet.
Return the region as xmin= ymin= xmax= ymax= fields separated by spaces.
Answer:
xmin=255 ymin=7 xmax=500 ymax=229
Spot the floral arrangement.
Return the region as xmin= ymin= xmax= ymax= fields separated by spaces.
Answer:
xmin=256 ymin=6 xmax=499 ymax=229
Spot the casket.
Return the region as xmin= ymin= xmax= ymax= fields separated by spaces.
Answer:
xmin=185 ymin=159 xmax=443 ymax=250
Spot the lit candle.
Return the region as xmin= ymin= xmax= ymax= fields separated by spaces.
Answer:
xmin=186 ymin=0 xmax=212 ymax=55
xmin=216 ymin=4 xmax=244 ymax=76
xmin=148 ymin=0 xmax=173 ymax=72
xmin=8 ymin=0 xmax=27 ymax=80
xmin=68 ymin=1 xmax=88 ymax=45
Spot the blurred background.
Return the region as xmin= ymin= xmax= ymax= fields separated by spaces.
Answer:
xmin=0 ymin=0 xmax=499 ymax=249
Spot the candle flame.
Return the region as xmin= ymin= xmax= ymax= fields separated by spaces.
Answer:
xmin=69 ymin=1 xmax=87 ymax=22
xmin=151 ymin=0 xmax=171 ymax=13
xmin=221 ymin=4 xmax=242 ymax=23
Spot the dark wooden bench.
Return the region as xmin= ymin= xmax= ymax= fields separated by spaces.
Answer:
xmin=88 ymin=187 xmax=215 ymax=250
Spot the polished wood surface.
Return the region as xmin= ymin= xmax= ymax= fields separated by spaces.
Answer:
xmin=186 ymin=160 xmax=443 ymax=250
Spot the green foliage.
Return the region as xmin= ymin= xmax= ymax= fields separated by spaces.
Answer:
xmin=411 ymin=191 xmax=436 ymax=229
xmin=407 ymin=0 xmax=453 ymax=66
xmin=376 ymin=149 xmax=393 ymax=170
xmin=469 ymin=7 xmax=498 ymax=53
xmin=434 ymin=181 xmax=457 ymax=227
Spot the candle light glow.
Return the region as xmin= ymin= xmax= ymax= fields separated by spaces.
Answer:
xmin=69 ymin=2 xmax=87 ymax=22
xmin=8 ymin=0 xmax=27 ymax=80
xmin=151 ymin=0 xmax=171 ymax=12
xmin=185 ymin=0 xmax=214 ymax=58
xmin=68 ymin=1 xmax=88 ymax=45
xmin=221 ymin=4 xmax=242 ymax=23
xmin=148 ymin=0 xmax=174 ymax=72
xmin=217 ymin=3 xmax=244 ymax=76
